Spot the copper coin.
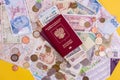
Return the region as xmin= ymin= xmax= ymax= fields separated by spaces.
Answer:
xmin=11 ymin=47 xmax=19 ymax=54
xmin=30 ymin=54 xmax=38 ymax=62
xmin=42 ymin=76 xmax=51 ymax=80
xmin=12 ymin=65 xmax=18 ymax=71
xmin=69 ymin=2 xmax=78 ymax=9
xmin=22 ymin=36 xmax=30 ymax=44
xmin=47 ymin=68 xmax=56 ymax=76
xmin=32 ymin=5 xmax=39 ymax=12
xmin=99 ymin=18 xmax=105 ymax=23
xmin=84 ymin=22 xmax=91 ymax=28
xmin=33 ymin=30 xmax=40 ymax=38
xmin=82 ymin=76 xmax=89 ymax=80
xmin=55 ymin=72 xmax=64 ymax=79
xmin=11 ymin=54 xmax=19 ymax=62
xmin=52 ymin=64 xmax=60 ymax=72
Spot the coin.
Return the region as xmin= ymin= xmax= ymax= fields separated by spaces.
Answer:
xmin=99 ymin=18 xmax=105 ymax=23
xmin=91 ymin=27 xmax=98 ymax=33
xmin=95 ymin=37 xmax=102 ymax=45
xmin=45 ymin=45 xmax=51 ymax=53
xmin=32 ymin=5 xmax=39 ymax=12
xmin=11 ymin=47 xmax=19 ymax=54
xmin=47 ymin=68 xmax=56 ymax=76
xmin=99 ymin=45 xmax=105 ymax=51
xmin=36 ymin=62 xmax=43 ymax=69
xmin=33 ymin=30 xmax=40 ymax=38
xmin=95 ymin=50 xmax=100 ymax=56
xmin=52 ymin=64 xmax=60 ymax=72
xmin=42 ymin=76 xmax=51 ymax=80
xmin=96 ymin=33 xmax=102 ymax=38
xmin=12 ymin=65 xmax=18 ymax=71
xmin=23 ymin=62 xmax=30 ymax=68
xmin=84 ymin=21 xmax=91 ymax=28
xmin=22 ymin=36 xmax=30 ymax=44
xmin=35 ymin=2 xmax=42 ymax=9
xmin=30 ymin=54 xmax=38 ymax=62
xmin=82 ymin=76 xmax=89 ymax=80
xmin=11 ymin=54 xmax=19 ymax=62
xmin=55 ymin=72 xmax=64 ymax=79
xmin=69 ymin=2 xmax=78 ymax=9
xmin=56 ymin=61 xmax=62 ymax=66
xmin=99 ymin=51 xmax=106 ymax=57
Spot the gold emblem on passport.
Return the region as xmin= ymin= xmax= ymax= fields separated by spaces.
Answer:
xmin=54 ymin=27 xmax=65 ymax=39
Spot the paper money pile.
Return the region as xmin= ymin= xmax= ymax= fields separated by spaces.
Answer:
xmin=0 ymin=0 xmax=120 ymax=80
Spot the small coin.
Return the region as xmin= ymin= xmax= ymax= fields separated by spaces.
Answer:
xmin=52 ymin=64 xmax=60 ymax=72
xmin=95 ymin=50 xmax=100 ymax=56
xmin=30 ymin=54 xmax=38 ymax=62
xmin=99 ymin=45 xmax=105 ymax=51
xmin=96 ymin=33 xmax=102 ymax=38
xmin=82 ymin=76 xmax=89 ymax=80
xmin=32 ymin=5 xmax=39 ymax=12
xmin=99 ymin=51 xmax=106 ymax=57
xmin=12 ymin=65 xmax=18 ymax=71
xmin=99 ymin=18 xmax=105 ymax=23
xmin=84 ymin=21 xmax=91 ymax=28
xmin=24 ymin=56 xmax=30 ymax=61
xmin=47 ymin=68 xmax=56 ymax=76
xmin=23 ymin=62 xmax=30 ymax=68
xmin=42 ymin=65 xmax=48 ymax=70
xmin=56 ymin=61 xmax=62 ymax=66
xmin=11 ymin=54 xmax=19 ymax=62
xmin=11 ymin=47 xmax=19 ymax=54
xmin=45 ymin=45 xmax=51 ymax=53
xmin=91 ymin=27 xmax=98 ymax=33
xmin=42 ymin=76 xmax=51 ymax=80
xmin=69 ymin=2 xmax=78 ymax=9
xmin=55 ymin=72 xmax=64 ymax=79
xmin=33 ymin=30 xmax=40 ymax=38
xmin=95 ymin=37 xmax=102 ymax=45
xmin=36 ymin=62 xmax=43 ymax=69
xmin=35 ymin=2 xmax=42 ymax=9
xmin=22 ymin=36 xmax=30 ymax=44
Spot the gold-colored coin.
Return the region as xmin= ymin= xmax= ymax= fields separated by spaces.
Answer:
xmin=45 ymin=45 xmax=51 ymax=53
xmin=32 ymin=5 xmax=39 ymax=12
xmin=56 ymin=61 xmax=62 ymax=66
xmin=12 ymin=65 xmax=19 ymax=71
xmin=84 ymin=21 xmax=91 ymax=28
xmin=95 ymin=50 xmax=100 ymax=56
xmin=55 ymin=72 xmax=64 ymax=79
xmin=99 ymin=18 xmax=105 ymax=23
xmin=69 ymin=2 xmax=78 ymax=9
xmin=52 ymin=64 xmax=60 ymax=72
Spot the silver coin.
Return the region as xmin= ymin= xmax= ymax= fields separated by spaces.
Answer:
xmin=42 ymin=76 xmax=51 ymax=80
xmin=47 ymin=68 xmax=56 ymax=76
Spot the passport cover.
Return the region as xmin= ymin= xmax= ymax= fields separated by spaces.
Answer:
xmin=41 ymin=15 xmax=82 ymax=57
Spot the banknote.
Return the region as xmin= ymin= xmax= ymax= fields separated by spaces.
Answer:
xmin=75 ymin=0 xmax=101 ymax=13
xmin=110 ymin=58 xmax=120 ymax=74
xmin=38 ymin=6 xmax=59 ymax=26
xmin=76 ymin=32 xmax=96 ymax=51
xmin=79 ymin=57 xmax=110 ymax=80
xmin=97 ymin=7 xmax=119 ymax=36
xmin=2 ymin=5 xmax=21 ymax=43
xmin=25 ymin=0 xmax=53 ymax=22
xmin=63 ymin=14 xmax=96 ymax=31
xmin=52 ymin=0 xmax=95 ymax=15
xmin=4 ymin=0 xmax=32 ymax=35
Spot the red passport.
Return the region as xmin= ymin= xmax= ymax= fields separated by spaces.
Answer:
xmin=41 ymin=15 xmax=82 ymax=57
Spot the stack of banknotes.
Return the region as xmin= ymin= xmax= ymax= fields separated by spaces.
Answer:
xmin=0 ymin=0 xmax=120 ymax=80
